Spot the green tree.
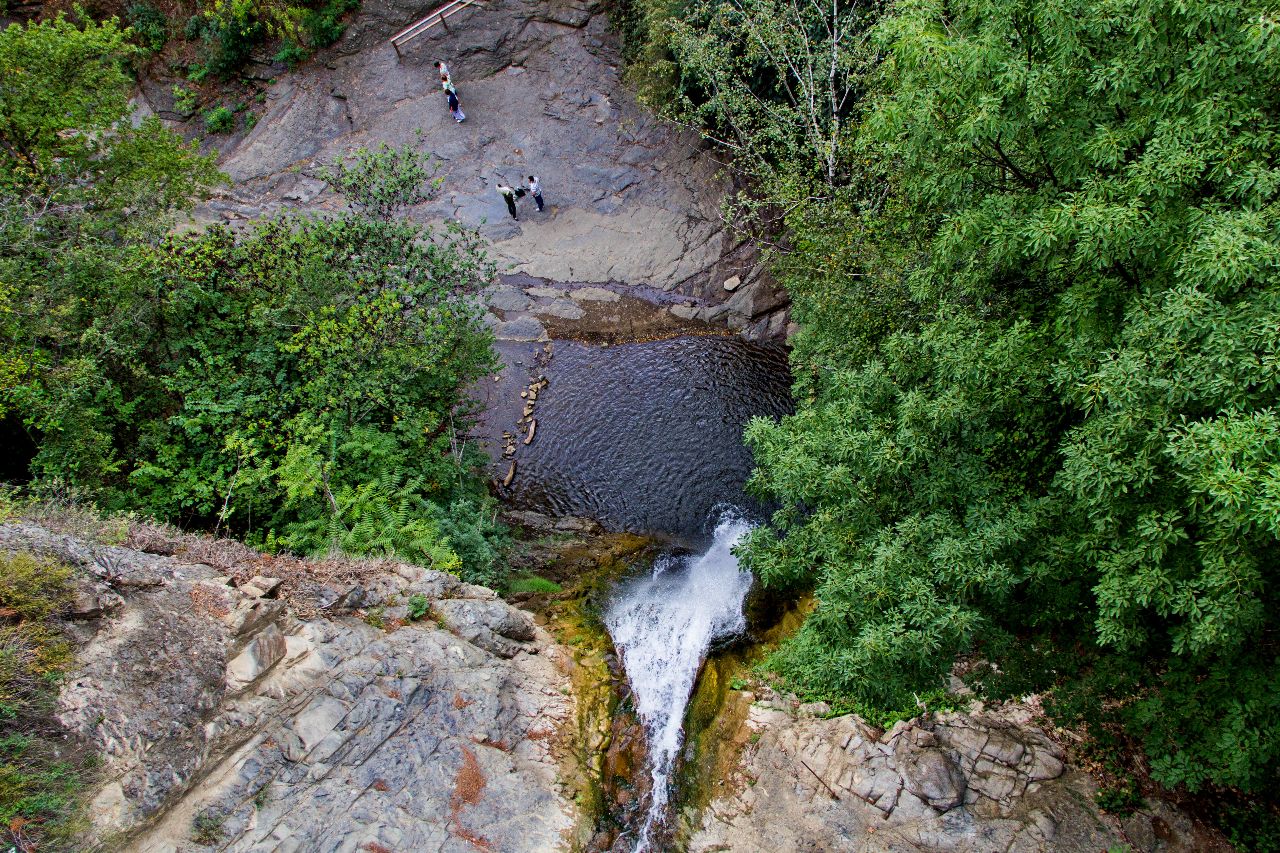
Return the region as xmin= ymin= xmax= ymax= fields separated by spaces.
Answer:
xmin=727 ymin=0 xmax=1280 ymax=793
xmin=128 ymin=208 xmax=503 ymax=579
xmin=0 ymin=15 xmax=221 ymax=482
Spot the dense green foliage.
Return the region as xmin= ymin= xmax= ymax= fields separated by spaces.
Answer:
xmin=657 ymin=0 xmax=1280 ymax=797
xmin=2 ymin=18 xmax=508 ymax=584
xmin=122 ymin=209 xmax=503 ymax=579
xmin=186 ymin=0 xmax=359 ymax=77
xmin=0 ymin=15 xmax=222 ymax=426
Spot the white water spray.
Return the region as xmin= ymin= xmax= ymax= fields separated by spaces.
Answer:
xmin=603 ymin=514 xmax=755 ymax=851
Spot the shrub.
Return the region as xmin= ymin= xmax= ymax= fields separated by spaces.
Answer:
xmin=190 ymin=808 xmax=225 ymax=844
xmin=1221 ymin=801 xmax=1280 ymax=853
xmin=183 ymin=14 xmax=209 ymax=40
xmin=274 ymin=40 xmax=309 ymax=67
xmin=301 ymin=0 xmax=359 ymax=48
xmin=317 ymin=140 xmax=440 ymax=219
xmin=1096 ymin=780 xmax=1145 ymax=816
xmin=0 ymin=553 xmax=90 ymax=852
xmin=203 ymin=105 xmax=235 ymax=133
xmin=406 ymin=594 xmax=430 ymax=621
xmin=172 ymin=84 xmax=199 ymax=115
xmin=506 ymin=576 xmax=563 ymax=596
xmin=126 ymin=1 xmax=168 ymax=53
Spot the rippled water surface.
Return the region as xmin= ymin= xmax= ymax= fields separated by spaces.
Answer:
xmin=499 ymin=336 xmax=793 ymax=538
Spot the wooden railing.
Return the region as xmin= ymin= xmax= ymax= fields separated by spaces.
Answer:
xmin=390 ymin=0 xmax=486 ymax=58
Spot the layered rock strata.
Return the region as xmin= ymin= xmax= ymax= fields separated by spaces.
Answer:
xmin=0 ymin=522 xmax=581 ymax=852
xmin=688 ymin=691 xmax=1209 ymax=853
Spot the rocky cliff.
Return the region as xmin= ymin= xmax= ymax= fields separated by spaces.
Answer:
xmin=148 ymin=0 xmax=791 ymax=340
xmin=1 ymin=522 xmax=584 ymax=852
xmin=686 ymin=689 xmax=1227 ymax=853
xmin=3 ymin=517 xmax=1226 ymax=852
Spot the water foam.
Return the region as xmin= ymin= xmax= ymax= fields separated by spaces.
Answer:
xmin=603 ymin=514 xmax=755 ymax=851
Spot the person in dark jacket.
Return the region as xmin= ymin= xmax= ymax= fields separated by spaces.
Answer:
xmin=497 ymin=183 xmax=519 ymax=220
xmin=447 ymin=89 xmax=465 ymax=123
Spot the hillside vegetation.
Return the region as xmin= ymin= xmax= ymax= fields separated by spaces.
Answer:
xmin=0 ymin=17 xmax=506 ymax=586
xmin=618 ymin=0 xmax=1280 ymax=841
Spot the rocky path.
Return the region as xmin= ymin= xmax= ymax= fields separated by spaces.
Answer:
xmin=153 ymin=0 xmax=790 ymax=339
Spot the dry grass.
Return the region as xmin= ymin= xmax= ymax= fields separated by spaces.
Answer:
xmin=453 ymin=746 xmax=486 ymax=807
xmin=447 ymin=746 xmax=491 ymax=850
xmin=10 ymin=500 xmax=415 ymax=617
xmin=189 ymin=585 xmax=231 ymax=619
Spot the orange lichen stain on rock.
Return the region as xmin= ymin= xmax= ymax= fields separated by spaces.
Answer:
xmin=189 ymin=585 xmax=231 ymax=618
xmin=448 ymin=746 xmax=492 ymax=850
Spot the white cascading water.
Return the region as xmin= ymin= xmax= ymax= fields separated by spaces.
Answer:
xmin=603 ymin=513 xmax=755 ymax=852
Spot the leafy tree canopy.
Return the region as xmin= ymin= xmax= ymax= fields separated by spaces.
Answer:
xmin=664 ymin=0 xmax=1280 ymax=794
xmin=0 ymin=20 xmax=506 ymax=584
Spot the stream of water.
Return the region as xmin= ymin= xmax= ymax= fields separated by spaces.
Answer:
xmin=603 ymin=513 xmax=755 ymax=851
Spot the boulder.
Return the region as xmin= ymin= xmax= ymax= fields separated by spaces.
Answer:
xmin=897 ymin=745 xmax=967 ymax=811
xmin=434 ymin=598 xmax=537 ymax=659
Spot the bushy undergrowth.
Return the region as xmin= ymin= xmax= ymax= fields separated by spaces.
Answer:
xmin=0 ymin=553 xmax=92 ymax=852
xmin=2 ymin=20 xmax=509 ymax=588
xmin=632 ymin=0 xmax=1280 ymax=827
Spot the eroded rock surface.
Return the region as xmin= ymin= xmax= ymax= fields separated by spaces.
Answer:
xmin=688 ymin=691 xmax=1197 ymax=853
xmin=0 ymin=523 xmax=580 ymax=852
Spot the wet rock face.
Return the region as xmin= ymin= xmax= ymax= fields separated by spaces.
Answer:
xmin=0 ymin=523 xmax=578 ymax=852
xmin=688 ymin=692 xmax=1138 ymax=853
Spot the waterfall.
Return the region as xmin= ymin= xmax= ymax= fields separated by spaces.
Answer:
xmin=603 ymin=513 xmax=755 ymax=852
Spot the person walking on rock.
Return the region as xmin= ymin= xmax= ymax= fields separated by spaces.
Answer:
xmin=447 ymin=89 xmax=465 ymax=123
xmin=497 ymin=183 xmax=519 ymax=220
xmin=527 ymin=175 xmax=544 ymax=212
xmin=434 ymin=59 xmax=451 ymax=82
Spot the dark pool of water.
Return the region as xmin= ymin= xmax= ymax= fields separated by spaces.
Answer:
xmin=491 ymin=336 xmax=793 ymax=540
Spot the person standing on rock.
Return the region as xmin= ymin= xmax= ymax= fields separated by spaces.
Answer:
xmin=441 ymin=73 xmax=456 ymax=97
xmin=497 ymin=183 xmax=519 ymax=220
xmin=434 ymin=59 xmax=451 ymax=84
xmin=447 ymin=89 xmax=465 ymax=123
xmin=527 ymin=175 xmax=544 ymax=212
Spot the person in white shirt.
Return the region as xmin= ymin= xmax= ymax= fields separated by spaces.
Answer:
xmin=434 ymin=60 xmax=456 ymax=97
xmin=527 ymin=175 xmax=544 ymax=212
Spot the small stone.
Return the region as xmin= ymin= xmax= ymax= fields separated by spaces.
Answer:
xmin=241 ymin=575 xmax=282 ymax=598
xmin=723 ymin=275 xmax=742 ymax=291
xmin=898 ymin=746 xmax=966 ymax=811
xmin=569 ymin=286 xmax=620 ymax=302
xmin=495 ymin=315 xmax=547 ymax=342
xmin=225 ymin=624 xmax=287 ymax=693
xmin=532 ymin=299 xmax=586 ymax=320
